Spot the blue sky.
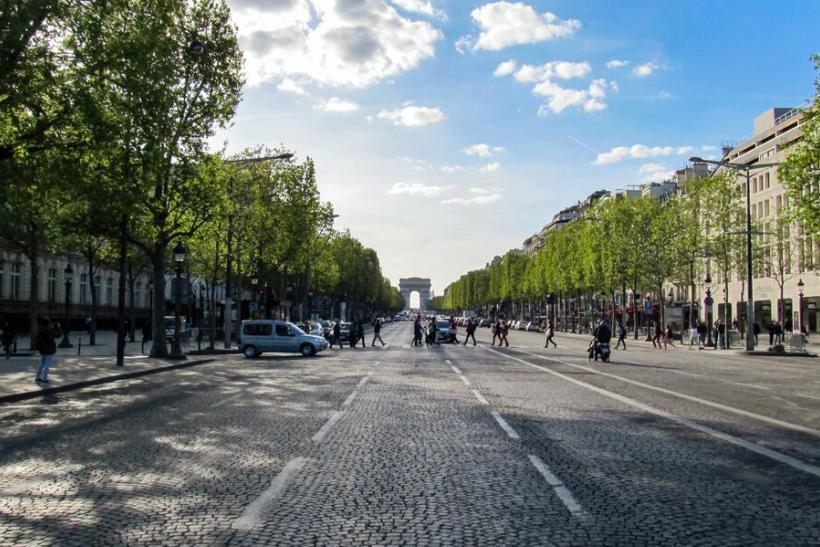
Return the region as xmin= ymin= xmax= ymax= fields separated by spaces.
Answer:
xmin=213 ymin=0 xmax=818 ymax=293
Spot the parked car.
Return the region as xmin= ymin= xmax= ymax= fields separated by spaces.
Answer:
xmin=432 ymin=320 xmax=451 ymax=343
xmin=240 ymin=320 xmax=328 ymax=358
xmin=515 ymin=320 xmax=527 ymax=330
xmin=304 ymin=321 xmax=325 ymax=337
xmin=479 ymin=318 xmax=491 ymax=328
xmin=526 ymin=321 xmax=541 ymax=332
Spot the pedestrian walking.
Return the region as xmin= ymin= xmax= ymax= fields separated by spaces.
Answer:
xmin=688 ymin=323 xmax=698 ymax=350
xmin=767 ymin=322 xmax=775 ymax=346
xmin=614 ymin=322 xmax=626 ymax=350
xmin=663 ymin=324 xmax=675 ymax=349
xmin=463 ymin=318 xmax=477 ymax=346
xmin=499 ymin=320 xmax=510 ymax=347
xmin=652 ymin=323 xmax=662 ymax=349
xmin=753 ymin=322 xmax=760 ymax=346
xmin=371 ymin=318 xmax=385 ymax=346
xmin=2 ymin=321 xmax=16 ymax=359
xmin=330 ymin=322 xmax=343 ymax=349
xmin=427 ymin=319 xmax=439 ymax=347
xmin=491 ymin=319 xmax=501 ymax=346
xmin=357 ymin=320 xmax=367 ymax=348
xmin=412 ymin=317 xmax=423 ymax=347
xmin=697 ymin=321 xmax=707 ymax=348
xmin=774 ymin=321 xmax=783 ymax=345
xmin=544 ymin=321 xmax=557 ymax=348
xmin=35 ymin=318 xmax=57 ymax=384
xmin=717 ymin=320 xmax=726 ymax=349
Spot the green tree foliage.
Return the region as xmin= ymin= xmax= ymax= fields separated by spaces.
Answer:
xmin=779 ymin=54 xmax=820 ymax=236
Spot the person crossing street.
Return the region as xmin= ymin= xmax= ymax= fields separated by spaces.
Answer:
xmin=463 ymin=318 xmax=477 ymax=346
xmin=544 ymin=321 xmax=557 ymax=348
xmin=371 ymin=318 xmax=385 ymax=346
xmin=615 ymin=322 xmax=626 ymax=350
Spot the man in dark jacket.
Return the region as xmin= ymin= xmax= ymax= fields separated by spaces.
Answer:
xmin=330 ymin=322 xmax=342 ymax=349
xmin=35 ymin=318 xmax=57 ymax=384
xmin=371 ymin=318 xmax=385 ymax=346
xmin=463 ymin=318 xmax=477 ymax=346
xmin=357 ymin=320 xmax=367 ymax=348
xmin=412 ymin=317 xmax=423 ymax=346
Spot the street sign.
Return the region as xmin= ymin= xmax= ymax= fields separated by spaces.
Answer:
xmin=704 ymin=295 xmax=713 ymax=308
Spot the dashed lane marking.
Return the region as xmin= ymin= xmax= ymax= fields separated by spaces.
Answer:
xmin=487 ymin=347 xmax=820 ymax=479
xmin=311 ymin=411 xmax=343 ymax=443
xmin=445 ymin=359 xmax=453 ymax=365
xmin=450 ymin=365 xmax=463 ymax=375
xmin=524 ymin=350 xmax=820 ymax=439
xmin=213 ymin=393 xmax=243 ymax=408
xmin=457 ymin=374 xmax=471 ymax=387
xmin=471 ymin=389 xmax=488 ymax=405
xmin=232 ymin=457 xmax=310 ymax=530
xmin=528 ymin=455 xmax=586 ymax=518
xmin=357 ymin=376 xmax=370 ymax=388
xmin=342 ymin=391 xmax=358 ymax=407
xmin=491 ymin=411 xmax=520 ymax=440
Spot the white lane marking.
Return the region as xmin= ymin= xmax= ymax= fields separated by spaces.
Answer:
xmin=487 ymin=347 xmax=820 ymax=479
xmin=457 ymin=374 xmax=471 ymax=387
xmin=491 ymin=411 xmax=520 ymax=440
xmin=213 ymin=393 xmax=243 ymax=408
xmin=671 ymin=370 xmax=771 ymax=392
xmin=445 ymin=359 xmax=453 ymax=365
xmin=372 ymin=361 xmax=381 ymax=367
xmin=311 ymin=411 xmax=343 ymax=443
xmin=735 ymin=382 xmax=771 ymax=391
xmin=528 ymin=455 xmax=586 ymax=517
xmin=471 ymin=390 xmax=489 ymax=405
xmin=521 ymin=350 xmax=820 ymax=439
xmin=357 ymin=376 xmax=370 ymax=388
xmin=799 ymin=394 xmax=820 ymax=402
xmin=232 ymin=457 xmax=309 ymax=530
xmin=402 ymin=345 xmax=410 ymax=349
xmin=450 ymin=365 xmax=463 ymax=375
xmin=342 ymin=391 xmax=358 ymax=407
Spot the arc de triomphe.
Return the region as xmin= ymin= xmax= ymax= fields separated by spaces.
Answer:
xmin=399 ymin=278 xmax=432 ymax=310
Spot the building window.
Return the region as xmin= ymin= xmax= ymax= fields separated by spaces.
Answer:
xmin=135 ymin=282 xmax=142 ymax=308
xmin=776 ymin=195 xmax=782 ymax=210
xmin=47 ymin=267 xmax=57 ymax=302
xmin=94 ymin=275 xmax=101 ymax=303
xmin=80 ymin=273 xmax=88 ymax=305
xmin=765 ymin=172 xmax=770 ymax=189
xmin=764 ymin=200 xmax=770 ymax=217
xmin=752 ymin=177 xmax=757 ymax=193
xmin=106 ymin=277 xmax=113 ymax=305
xmin=10 ymin=263 xmax=21 ymax=300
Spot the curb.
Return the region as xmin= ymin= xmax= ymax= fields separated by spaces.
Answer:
xmin=0 ymin=358 xmax=216 ymax=404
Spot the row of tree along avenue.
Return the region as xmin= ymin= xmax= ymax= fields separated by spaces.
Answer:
xmin=0 ymin=1 xmax=404 ymax=359
xmin=433 ymin=58 xmax=819 ymax=337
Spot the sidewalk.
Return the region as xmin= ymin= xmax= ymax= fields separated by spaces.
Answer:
xmin=0 ymin=331 xmax=214 ymax=403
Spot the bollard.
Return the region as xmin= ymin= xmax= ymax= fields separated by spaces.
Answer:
xmin=78 ymin=338 xmax=82 ymax=356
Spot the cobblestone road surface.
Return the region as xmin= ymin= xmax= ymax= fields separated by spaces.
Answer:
xmin=1 ymin=323 xmax=819 ymax=545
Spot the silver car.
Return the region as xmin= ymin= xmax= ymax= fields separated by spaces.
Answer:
xmin=240 ymin=320 xmax=329 ymax=358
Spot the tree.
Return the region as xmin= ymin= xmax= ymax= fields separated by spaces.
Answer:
xmin=779 ymin=54 xmax=820 ymax=236
xmin=69 ymin=0 xmax=244 ymax=357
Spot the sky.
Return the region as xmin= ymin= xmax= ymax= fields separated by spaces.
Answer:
xmin=211 ymin=0 xmax=819 ymax=294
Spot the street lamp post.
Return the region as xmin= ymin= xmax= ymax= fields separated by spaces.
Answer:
xmin=170 ymin=242 xmax=187 ymax=360
xmin=251 ymin=276 xmax=259 ymax=319
xmin=797 ymin=278 xmax=805 ymax=334
xmin=59 ymin=264 xmax=74 ymax=348
xmin=146 ymin=279 xmax=153 ymax=341
xmin=689 ymin=156 xmax=779 ymax=351
xmin=704 ymin=274 xmax=714 ymax=348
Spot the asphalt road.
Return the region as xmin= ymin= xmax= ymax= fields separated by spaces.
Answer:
xmin=1 ymin=322 xmax=819 ymax=546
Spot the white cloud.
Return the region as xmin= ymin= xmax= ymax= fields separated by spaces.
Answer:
xmin=390 ymin=0 xmax=447 ymax=20
xmin=594 ymin=144 xmax=695 ymax=165
xmin=479 ymin=161 xmax=501 ymax=173
xmin=388 ymin=182 xmax=452 ymax=196
xmin=632 ymin=61 xmax=663 ymax=78
xmin=464 ymin=143 xmax=505 ymax=157
xmin=534 ymin=78 xmax=613 ymax=114
xmin=605 ymin=59 xmax=630 ymax=69
xmin=233 ymin=0 xmax=442 ymax=87
xmin=701 ymin=145 xmax=718 ymax=152
xmin=493 ymin=59 xmax=518 ymax=77
xmin=513 ymin=61 xmax=591 ymax=83
xmin=277 ymin=78 xmax=309 ymax=95
xmin=639 ymin=163 xmax=675 ymax=182
xmin=466 ymin=1 xmax=581 ymax=52
xmin=315 ymin=97 xmax=360 ymax=113
xmin=378 ymin=104 xmax=446 ymax=127
xmin=441 ymin=165 xmax=466 ymax=173
xmin=454 ymin=35 xmax=474 ymax=54
xmin=441 ymin=187 xmax=502 ymax=205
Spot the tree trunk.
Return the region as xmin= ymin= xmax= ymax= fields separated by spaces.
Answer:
xmin=128 ymin=274 xmax=136 ymax=342
xmin=89 ymin=262 xmax=98 ymax=346
xmin=27 ymin=243 xmax=40 ymax=350
xmin=150 ymin=249 xmax=168 ymax=358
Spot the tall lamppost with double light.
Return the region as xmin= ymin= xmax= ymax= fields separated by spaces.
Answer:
xmin=704 ymin=274 xmax=714 ymax=348
xmin=59 ymin=264 xmax=74 ymax=348
xmin=170 ymin=242 xmax=187 ymax=360
xmin=797 ymin=278 xmax=805 ymax=334
xmin=689 ymin=156 xmax=779 ymax=351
